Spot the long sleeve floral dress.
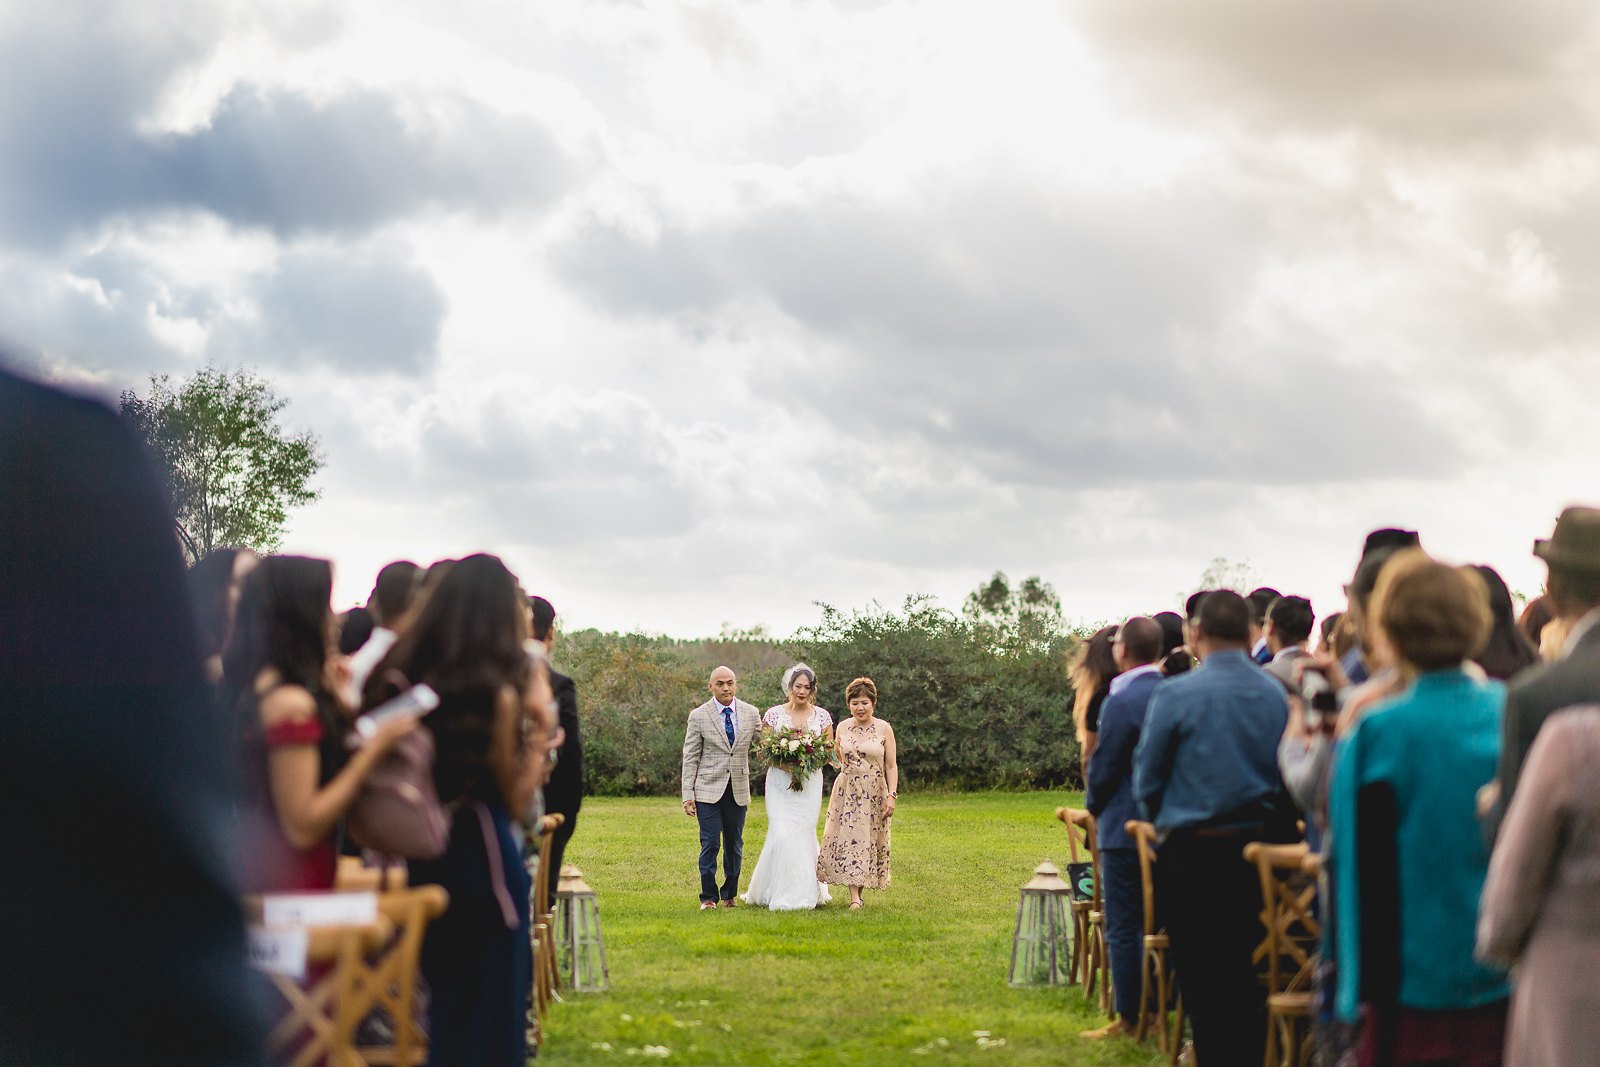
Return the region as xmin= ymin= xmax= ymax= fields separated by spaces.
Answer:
xmin=816 ymin=718 xmax=892 ymax=889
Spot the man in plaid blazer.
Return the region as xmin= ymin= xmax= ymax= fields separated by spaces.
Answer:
xmin=682 ymin=666 xmax=762 ymax=909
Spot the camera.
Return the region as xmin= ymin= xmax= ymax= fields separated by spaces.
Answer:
xmin=1299 ymin=666 xmax=1338 ymax=731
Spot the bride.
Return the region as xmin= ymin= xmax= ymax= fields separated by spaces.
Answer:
xmin=742 ymin=664 xmax=834 ymax=910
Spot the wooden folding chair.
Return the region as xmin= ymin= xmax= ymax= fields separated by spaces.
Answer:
xmin=1243 ymin=841 xmax=1319 ymax=1067
xmin=532 ymin=813 xmax=564 ymax=1013
xmin=355 ymin=885 xmax=450 ymax=1067
xmin=1054 ymin=806 xmax=1108 ymax=1009
xmin=245 ymin=897 xmax=393 ymax=1067
xmin=1126 ymin=820 xmax=1185 ymax=1063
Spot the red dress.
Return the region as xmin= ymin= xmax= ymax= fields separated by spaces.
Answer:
xmin=243 ymin=716 xmax=338 ymax=892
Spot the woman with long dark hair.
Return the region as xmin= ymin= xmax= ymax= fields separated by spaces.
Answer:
xmin=372 ymin=553 xmax=546 ymax=1067
xmin=188 ymin=547 xmax=256 ymax=685
xmin=1470 ymin=565 xmax=1540 ymax=682
xmin=1069 ymin=625 xmax=1118 ymax=774
xmin=225 ymin=555 xmax=416 ymax=891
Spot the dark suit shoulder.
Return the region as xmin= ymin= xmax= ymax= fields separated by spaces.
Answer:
xmin=549 ymin=668 xmax=575 ymax=695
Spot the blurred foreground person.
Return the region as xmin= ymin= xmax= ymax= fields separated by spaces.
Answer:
xmin=225 ymin=556 xmax=417 ymax=891
xmin=1482 ymin=507 xmax=1600 ymax=843
xmin=532 ymin=595 xmax=584 ymax=907
xmin=375 ymin=554 xmax=549 ymax=1067
xmin=1478 ymin=706 xmax=1600 ymax=1067
xmin=0 ymin=367 xmax=264 ymax=1066
xmin=1331 ymin=551 xmax=1509 ymax=1067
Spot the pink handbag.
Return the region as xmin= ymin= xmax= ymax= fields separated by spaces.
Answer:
xmin=346 ymin=718 xmax=450 ymax=860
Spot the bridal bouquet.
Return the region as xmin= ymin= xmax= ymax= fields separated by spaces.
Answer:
xmin=752 ymin=725 xmax=832 ymax=792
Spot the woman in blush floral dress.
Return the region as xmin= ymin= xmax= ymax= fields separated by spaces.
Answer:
xmin=817 ymin=676 xmax=897 ymax=909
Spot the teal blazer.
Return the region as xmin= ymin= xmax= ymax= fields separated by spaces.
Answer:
xmin=1330 ymin=669 xmax=1510 ymax=1021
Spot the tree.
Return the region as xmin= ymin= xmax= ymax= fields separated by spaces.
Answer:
xmin=119 ymin=367 xmax=323 ymax=562
xmin=961 ymin=571 xmax=1066 ymax=654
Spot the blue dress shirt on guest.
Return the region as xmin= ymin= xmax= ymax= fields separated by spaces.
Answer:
xmin=1086 ymin=664 xmax=1163 ymax=851
xmin=1329 ymin=668 xmax=1509 ymax=1022
xmin=1132 ymin=649 xmax=1289 ymax=834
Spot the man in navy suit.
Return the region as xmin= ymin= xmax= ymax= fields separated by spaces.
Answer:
xmin=1080 ymin=615 xmax=1166 ymax=1039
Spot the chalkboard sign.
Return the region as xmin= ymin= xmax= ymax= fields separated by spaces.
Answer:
xmin=1066 ymin=861 xmax=1095 ymax=903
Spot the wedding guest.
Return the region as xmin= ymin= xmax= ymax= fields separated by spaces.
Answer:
xmin=225 ymin=556 xmax=417 ymax=892
xmin=1132 ymin=590 xmax=1292 ymax=1067
xmin=381 ymin=554 xmax=546 ymax=1067
xmin=681 ymin=667 xmax=761 ymax=909
xmin=346 ymin=559 xmax=422 ymax=698
xmin=1081 ymin=616 xmax=1165 ymax=1040
xmin=1263 ymin=595 xmax=1315 ymax=693
xmin=1517 ymin=595 xmax=1554 ymax=651
xmin=532 ymin=595 xmax=585 ymax=906
xmin=1342 ymin=530 xmax=1421 ymax=686
xmin=1482 ymin=507 xmax=1600 ymax=842
xmin=1248 ymin=586 xmax=1283 ymax=664
xmin=1155 ymin=610 xmax=1193 ymax=676
xmin=1318 ymin=611 xmax=1345 ymax=655
xmin=817 ymin=676 xmax=897 ymax=909
xmin=1330 ymin=550 xmax=1510 ymax=1066
xmin=1470 ymin=566 xmax=1539 ymax=682
xmin=0 ymin=367 xmax=264 ymax=1067
xmin=1478 ymin=707 xmax=1600 ymax=1067
xmin=1069 ymin=625 xmax=1117 ymax=776
xmin=188 ymin=547 xmax=258 ymax=684
xmin=338 ymin=605 xmax=374 ymax=656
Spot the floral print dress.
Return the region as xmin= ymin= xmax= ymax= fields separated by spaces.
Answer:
xmin=816 ymin=719 xmax=891 ymax=889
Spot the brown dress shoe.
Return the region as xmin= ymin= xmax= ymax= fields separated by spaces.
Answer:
xmin=1078 ymin=1019 xmax=1131 ymax=1040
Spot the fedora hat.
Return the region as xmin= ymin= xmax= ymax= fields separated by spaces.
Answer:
xmin=1534 ymin=506 xmax=1600 ymax=572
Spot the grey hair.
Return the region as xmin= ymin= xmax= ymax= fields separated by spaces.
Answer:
xmin=781 ymin=663 xmax=817 ymax=696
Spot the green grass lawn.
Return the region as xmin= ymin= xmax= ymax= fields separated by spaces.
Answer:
xmin=539 ymin=792 xmax=1167 ymax=1066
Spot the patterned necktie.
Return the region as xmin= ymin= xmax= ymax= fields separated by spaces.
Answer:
xmin=722 ymin=706 xmax=735 ymax=746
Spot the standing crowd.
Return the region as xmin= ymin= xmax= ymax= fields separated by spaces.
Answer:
xmin=1076 ymin=510 xmax=1600 ymax=1067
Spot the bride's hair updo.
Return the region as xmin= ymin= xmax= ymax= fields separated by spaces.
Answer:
xmin=844 ymin=676 xmax=877 ymax=705
xmin=781 ymin=663 xmax=817 ymax=698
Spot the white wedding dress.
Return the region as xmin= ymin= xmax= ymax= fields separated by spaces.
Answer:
xmin=742 ymin=706 xmax=834 ymax=910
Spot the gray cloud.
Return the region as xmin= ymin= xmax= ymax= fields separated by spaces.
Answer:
xmin=556 ymin=177 xmax=1463 ymax=488
xmin=0 ymin=7 xmax=571 ymax=247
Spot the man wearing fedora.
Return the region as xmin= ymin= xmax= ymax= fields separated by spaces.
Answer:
xmin=1482 ymin=506 xmax=1600 ymax=842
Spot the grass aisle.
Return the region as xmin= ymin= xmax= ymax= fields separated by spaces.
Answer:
xmin=541 ymin=792 xmax=1164 ymax=1066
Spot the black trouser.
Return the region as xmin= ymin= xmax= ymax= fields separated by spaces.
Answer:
xmin=542 ymin=809 xmax=578 ymax=908
xmin=1155 ymin=827 xmax=1268 ymax=1067
xmin=695 ymin=784 xmax=746 ymax=902
xmin=1100 ymin=847 xmax=1145 ymax=1023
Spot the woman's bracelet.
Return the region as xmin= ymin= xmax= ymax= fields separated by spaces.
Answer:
xmin=888 ymin=791 xmax=897 ymax=798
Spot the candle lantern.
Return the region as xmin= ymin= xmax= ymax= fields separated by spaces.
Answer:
xmin=1008 ymin=860 xmax=1075 ymax=987
xmin=553 ymin=865 xmax=610 ymax=992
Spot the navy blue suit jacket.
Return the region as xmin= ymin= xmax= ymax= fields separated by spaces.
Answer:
xmin=1085 ymin=669 xmax=1163 ymax=851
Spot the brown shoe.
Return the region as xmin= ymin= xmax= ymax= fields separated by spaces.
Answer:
xmin=699 ymin=900 xmax=717 ymax=910
xmin=1078 ymin=1019 xmax=1131 ymax=1040
xmin=721 ymin=897 xmax=739 ymax=909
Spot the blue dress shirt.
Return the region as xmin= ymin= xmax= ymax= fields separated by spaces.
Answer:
xmin=1132 ymin=649 xmax=1289 ymax=834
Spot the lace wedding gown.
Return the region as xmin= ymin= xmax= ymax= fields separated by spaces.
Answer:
xmin=742 ymin=706 xmax=834 ymax=910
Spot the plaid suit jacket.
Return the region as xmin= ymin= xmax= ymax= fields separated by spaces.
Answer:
xmin=681 ymin=698 xmax=761 ymax=804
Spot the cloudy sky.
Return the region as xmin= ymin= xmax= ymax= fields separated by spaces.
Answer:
xmin=4 ymin=0 xmax=1598 ymax=637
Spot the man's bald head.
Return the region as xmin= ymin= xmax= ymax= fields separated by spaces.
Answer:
xmin=709 ymin=666 xmax=738 ymax=704
xmin=1113 ymin=616 xmax=1164 ymax=670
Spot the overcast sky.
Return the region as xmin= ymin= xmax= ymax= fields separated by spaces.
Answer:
xmin=5 ymin=0 xmax=1598 ymax=637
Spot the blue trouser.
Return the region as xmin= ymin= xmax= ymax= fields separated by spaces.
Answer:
xmin=1100 ymin=847 xmax=1145 ymax=1022
xmin=695 ymin=784 xmax=746 ymax=902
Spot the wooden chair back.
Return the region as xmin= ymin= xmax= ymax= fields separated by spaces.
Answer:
xmin=1125 ymin=820 xmax=1160 ymax=939
xmin=1243 ymin=842 xmax=1318 ymax=996
xmin=356 ymin=885 xmax=450 ymax=1067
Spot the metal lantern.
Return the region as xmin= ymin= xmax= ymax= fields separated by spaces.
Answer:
xmin=1008 ymin=861 xmax=1074 ymax=987
xmin=553 ymin=865 xmax=610 ymax=992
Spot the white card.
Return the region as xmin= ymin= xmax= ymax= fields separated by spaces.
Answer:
xmin=261 ymin=890 xmax=379 ymax=928
xmin=247 ymin=926 xmax=309 ymax=981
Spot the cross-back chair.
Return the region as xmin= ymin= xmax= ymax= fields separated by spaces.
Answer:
xmin=1126 ymin=820 xmax=1185 ymax=1064
xmin=1243 ymin=841 xmax=1319 ymax=1067
xmin=1055 ymin=806 xmax=1108 ymax=1009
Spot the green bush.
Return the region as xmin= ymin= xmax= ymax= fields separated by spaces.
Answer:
xmin=559 ymin=586 xmax=1086 ymax=797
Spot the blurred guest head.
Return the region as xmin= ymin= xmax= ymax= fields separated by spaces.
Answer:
xmin=337 ymin=606 xmax=374 ymax=655
xmin=1113 ymin=616 xmax=1164 ymax=672
xmin=1362 ymin=527 xmax=1421 ymax=559
xmin=1318 ymin=611 xmax=1345 ymax=654
xmin=1347 ymin=545 xmax=1401 ymax=660
xmin=368 ymin=559 xmax=422 ymax=629
xmin=1264 ymin=595 xmax=1314 ymax=654
xmin=223 ymin=556 xmax=337 ymax=711
xmin=1154 ymin=610 xmax=1193 ymax=675
xmin=1535 ymin=507 xmax=1600 ymax=622
xmin=1468 ymin=565 xmax=1539 ymax=681
xmin=1371 ymin=550 xmax=1491 ymax=673
xmin=530 ymin=595 xmax=556 ymax=646
xmin=1070 ymin=625 xmax=1118 ymax=744
xmin=1193 ymin=589 xmax=1252 ymax=658
xmin=187 ymin=547 xmax=258 ymax=683
xmin=1518 ymin=594 xmax=1555 ymax=650
xmin=1246 ymin=586 xmax=1282 ymax=646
